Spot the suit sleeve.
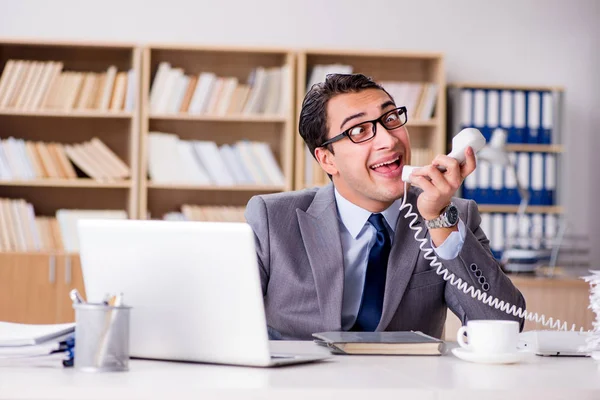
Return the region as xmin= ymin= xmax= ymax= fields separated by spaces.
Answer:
xmin=244 ymin=195 xmax=270 ymax=296
xmin=442 ymin=199 xmax=527 ymax=330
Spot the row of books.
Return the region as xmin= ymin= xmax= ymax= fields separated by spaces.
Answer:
xmin=149 ymin=63 xmax=290 ymax=116
xmin=458 ymin=88 xmax=555 ymax=144
xmin=0 ymin=137 xmax=130 ymax=181
xmin=306 ymin=64 xmax=438 ymax=120
xmin=0 ymin=198 xmax=127 ymax=253
xmin=148 ymin=132 xmax=285 ymax=186
xmin=462 ymin=152 xmax=556 ymax=206
xmin=162 ymin=205 xmax=246 ymax=222
xmin=480 ymin=212 xmax=559 ymax=259
xmin=0 ymin=60 xmax=136 ymax=112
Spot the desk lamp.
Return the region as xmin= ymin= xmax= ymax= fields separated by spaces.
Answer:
xmin=477 ymin=128 xmax=551 ymax=273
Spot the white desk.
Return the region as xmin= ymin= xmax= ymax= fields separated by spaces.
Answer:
xmin=1 ymin=341 xmax=600 ymax=400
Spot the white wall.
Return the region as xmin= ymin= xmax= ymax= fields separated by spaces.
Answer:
xmin=1 ymin=0 xmax=599 ymax=260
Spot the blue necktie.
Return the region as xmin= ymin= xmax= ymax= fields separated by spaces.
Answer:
xmin=352 ymin=213 xmax=391 ymax=332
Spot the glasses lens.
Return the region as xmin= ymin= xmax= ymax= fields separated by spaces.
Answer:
xmin=347 ymin=122 xmax=375 ymax=143
xmin=381 ymin=108 xmax=407 ymax=129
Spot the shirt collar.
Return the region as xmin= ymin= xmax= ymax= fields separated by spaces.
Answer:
xmin=334 ymin=188 xmax=402 ymax=239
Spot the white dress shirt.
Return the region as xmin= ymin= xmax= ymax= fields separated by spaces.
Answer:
xmin=334 ymin=188 xmax=466 ymax=330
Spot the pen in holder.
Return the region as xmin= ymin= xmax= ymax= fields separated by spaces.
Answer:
xmin=73 ymin=300 xmax=131 ymax=372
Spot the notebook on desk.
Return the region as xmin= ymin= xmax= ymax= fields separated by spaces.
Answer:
xmin=78 ymin=219 xmax=329 ymax=367
xmin=313 ymin=331 xmax=444 ymax=355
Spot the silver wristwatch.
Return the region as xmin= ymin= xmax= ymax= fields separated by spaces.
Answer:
xmin=425 ymin=203 xmax=459 ymax=229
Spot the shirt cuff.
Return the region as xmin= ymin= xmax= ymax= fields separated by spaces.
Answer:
xmin=431 ymin=219 xmax=466 ymax=260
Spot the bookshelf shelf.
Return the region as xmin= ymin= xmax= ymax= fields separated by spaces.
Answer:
xmin=0 ymin=39 xmax=142 ymax=220
xmin=294 ymin=49 xmax=446 ymax=189
xmin=408 ymin=120 xmax=439 ymax=127
xmin=0 ymin=179 xmax=132 ymax=188
xmin=504 ymin=144 xmax=564 ymax=153
xmin=148 ymin=183 xmax=285 ymax=191
xmin=450 ymin=82 xmax=565 ymax=92
xmin=0 ymin=109 xmax=133 ymax=119
xmin=477 ymin=205 xmax=564 ymax=214
xmin=149 ymin=113 xmax=287 ymax=123
xmin=139 ymin=44 xmax=296 ymax=220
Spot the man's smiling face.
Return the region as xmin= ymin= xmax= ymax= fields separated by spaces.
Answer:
xmin=315 ymin=88 xmax=411 ymax=212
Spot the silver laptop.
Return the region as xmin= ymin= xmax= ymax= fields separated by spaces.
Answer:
xmin=77 ymin=219 xmax=328 ymax=367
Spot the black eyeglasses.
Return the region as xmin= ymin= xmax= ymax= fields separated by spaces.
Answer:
xmin=319 ymin=106 xmax=408 ymax=148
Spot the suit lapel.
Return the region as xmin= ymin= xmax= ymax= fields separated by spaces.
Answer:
xmin=377 ymin=188 xmax=424 ymax=330
xmin=297 ymin=184 xmax=344 ymax=331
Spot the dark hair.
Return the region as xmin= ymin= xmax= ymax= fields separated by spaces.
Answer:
xmin=298 ymin=73 xmax=391 ymax=158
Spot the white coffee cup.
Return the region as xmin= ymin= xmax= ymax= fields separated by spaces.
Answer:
xmin=456 ymin=320 xmax=519 ymax=355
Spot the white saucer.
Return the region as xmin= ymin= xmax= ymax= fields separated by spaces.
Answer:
xmin=452 ymin=347 xmax=527 ymax=364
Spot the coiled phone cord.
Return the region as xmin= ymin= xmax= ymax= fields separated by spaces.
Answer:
xmin=400 ymin=181 xmax=581 ymax=332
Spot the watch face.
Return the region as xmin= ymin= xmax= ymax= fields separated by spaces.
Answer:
xmin=446 ymin=205 xmax=459 ymax=225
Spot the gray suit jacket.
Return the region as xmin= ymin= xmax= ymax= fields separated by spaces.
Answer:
xmin=245 ymin=184 xmax=526 ymax=340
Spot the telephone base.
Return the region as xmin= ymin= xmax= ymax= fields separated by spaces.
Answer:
xmin=518 ymin=330 xmax=590 ymax=357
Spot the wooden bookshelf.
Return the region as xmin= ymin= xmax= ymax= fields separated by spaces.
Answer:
xmin=0 ymin=252 xmax=85 ymax=323
xmin=0 ymin=40 xmax=140 ymax=324
xmin=0 ymin=39 xmax=142 ymax=218
xmin=294 ymin=49 xmax=446 ymax=189
xmin=139 ymin=44 xmax=295 ymax=220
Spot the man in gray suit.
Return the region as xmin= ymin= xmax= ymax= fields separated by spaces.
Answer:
xmin=245 ymin=73 xmax=525 ymax=340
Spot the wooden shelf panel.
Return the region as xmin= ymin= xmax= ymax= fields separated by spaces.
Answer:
xmin=449 ymin=82 xmax=564 ymax=92
xmin=0 ymin=109 xmax=133 ymax=119
xmin=0 ymin=41 xmax=136 ymax=72
xmin=0 ymin=185 xmax=133 ymax=217
xmin=477 ymin=205 xmax=563 ymax=214
xmin=505 ymin=144 xmax=564 ymax=153
xmin=146 ymin=187 xmax=278 ymax=219
xmin=304 ymin=53 xmax=442 ymax=82
xmin=149 ymin=113 xmax=287 ymax=123
xmin=407 ymin=120 xmax=438 ymax=127
xmin=148 ymin=183 xmax=285 ymax=191
xmin=0 ymin=179 xmax=132 ymax=188
xmin=149 ymin=48 xmax=290 ymax=82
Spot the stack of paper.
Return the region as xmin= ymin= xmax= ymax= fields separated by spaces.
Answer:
xmin=583 ymin=271 xmax=600 ymax=359
xmin=0 ymin=322 xmax=75 ymax=367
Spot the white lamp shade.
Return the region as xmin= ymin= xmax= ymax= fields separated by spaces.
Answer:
xmin=477 ymin=128 xmax=511 ymax=166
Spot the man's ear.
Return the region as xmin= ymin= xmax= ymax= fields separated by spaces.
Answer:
xmin=314 ymin=146 xmax=338 ymax=176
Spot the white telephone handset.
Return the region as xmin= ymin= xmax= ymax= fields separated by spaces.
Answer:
xmin=399 ymin=127 xmax=581 ymax=332
xmin=401 ymin=128 xmax=487 ymax=183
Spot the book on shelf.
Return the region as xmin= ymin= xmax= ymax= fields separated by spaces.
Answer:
xmin=0 ymin=197 xmax=126 ymax=253
xmin=149 ymin=62 xmax=289 ymax=116
xmin=0 ymin=137 xmax=130 ymax=181
xmin=312 ymin=331 xmax=443 ymax=356
xmin=147 ymin=132 xmax=284 ymax=186
xmin=0 ymin=59 xmax=136 ymax=112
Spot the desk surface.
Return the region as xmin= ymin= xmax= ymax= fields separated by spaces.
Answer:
xmin=2 ymin=341 xmax=600 ymax=400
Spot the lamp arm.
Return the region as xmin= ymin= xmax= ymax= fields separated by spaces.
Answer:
xmin=512 ymin=163 xmax=530 ymax=233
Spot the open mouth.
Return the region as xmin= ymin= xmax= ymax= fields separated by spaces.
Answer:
xmin=370 ymin=155 xmax=402 ymax=173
